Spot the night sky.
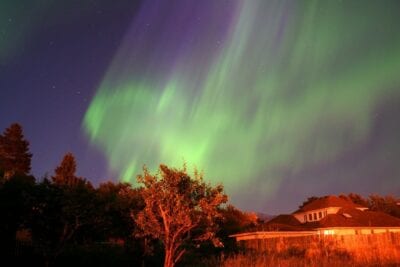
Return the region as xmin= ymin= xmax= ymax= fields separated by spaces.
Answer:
xmin=1 ymin=0 xmax=400 ymax=214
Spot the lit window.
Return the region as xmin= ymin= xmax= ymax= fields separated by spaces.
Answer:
xmin=323 ymin=229 xmax=335 ymax=235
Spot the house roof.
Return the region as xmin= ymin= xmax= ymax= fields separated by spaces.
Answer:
xmin=262 ymin=208 xmax=400 ymax=230
xmin=304 ymin=208 xmax=400 ymax=228
xmin=265 ymin=196 xmax=400 ymax=229
xmin=294 ymin=195 xmax=365 ymax=213
xmin=268 ymin=214 xmax=301 ymax=226
xmin=263 ymin=214 xmax=307 ymax=231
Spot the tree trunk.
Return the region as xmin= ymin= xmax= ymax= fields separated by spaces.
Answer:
xmin=164 ymin=247 xmax=174 ymax=267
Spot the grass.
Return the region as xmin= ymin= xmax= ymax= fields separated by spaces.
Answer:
xmin=218 ymin=232 xmax=400 ymax=267
xmin=219 ymin=249 xmax=400 ymax=267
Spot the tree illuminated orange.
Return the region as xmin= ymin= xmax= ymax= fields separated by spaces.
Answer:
xmin=135 ymin=164 xmax=227 ymax=267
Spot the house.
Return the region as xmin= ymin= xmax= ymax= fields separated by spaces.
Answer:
xmin=231 ymin=195 xmax=400 ymax=242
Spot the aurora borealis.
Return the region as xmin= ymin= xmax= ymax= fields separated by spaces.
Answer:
xmin=2 ymin=0 xmax=400 ymax=213
xmin=82 ymin=0 xmax=400 ymax=211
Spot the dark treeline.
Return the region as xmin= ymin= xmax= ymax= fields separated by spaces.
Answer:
xmin=0 ymin=123 xmax=257 ymax=267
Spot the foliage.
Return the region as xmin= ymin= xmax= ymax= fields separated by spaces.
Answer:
xmin=342 ymin=193 xmax=400 ymax=218
xmin=367 ymin=194 xmax=400 ymax=218
xmin=214 ymin=205 xmax=259 ymax=254
xmin=0 ymin=123 xmax=32 ymax=179
xmin=0 ymin=174 xmax=35 ymax=256
xmin=298 ymin=196 xmax=319 ymax=209
xmin=343 ymin=193 xmax=369 ymax=207
xmin=52 ymin=153 xmax=84 ymax=187
xmin=135 ymin=164 xmax=227 ymax=267
xmin=30 ymin=153 xmax=97 ymax=264
xmin=95 ymin=181 xmax=143 ymax=241
xmin=219 ymin=205 xmax=258 ymax=234
xmin=54 ymin=243 xmax=134 ymax=267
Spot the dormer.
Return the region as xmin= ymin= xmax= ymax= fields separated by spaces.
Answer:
xmin=292 ymin=195 xmax=367 ymax=224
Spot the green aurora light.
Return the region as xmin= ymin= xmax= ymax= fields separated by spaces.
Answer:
xmin=83 ymin=1 xmax=400 ymax=208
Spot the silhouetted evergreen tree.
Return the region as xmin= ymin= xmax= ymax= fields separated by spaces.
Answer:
xmin=52 ymin=153 xmax=81 ymax=187
xmin=30 ymin=154 xmax=96 ymax=265
xmin=0 ymin=123 xmax=32 ymax=179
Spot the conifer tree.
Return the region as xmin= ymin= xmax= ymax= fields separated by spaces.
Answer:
xmin=0 ymin=123 xmax=32 ymax=179
xmin=52 ymin=153 xmax=82 ymax=187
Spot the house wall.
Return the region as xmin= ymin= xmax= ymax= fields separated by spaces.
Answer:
xmin=317 ymin=227 xmax=400 ymax=236
xmin=233 ymin=231 xmax=318 ymax=241
xmin=321 ymin=228 xmax=355 ymax=235
xmin=233 ymin=228 xmax=400 ymax=242
xmin=373 ymin=229 xmax=387 ymax=234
